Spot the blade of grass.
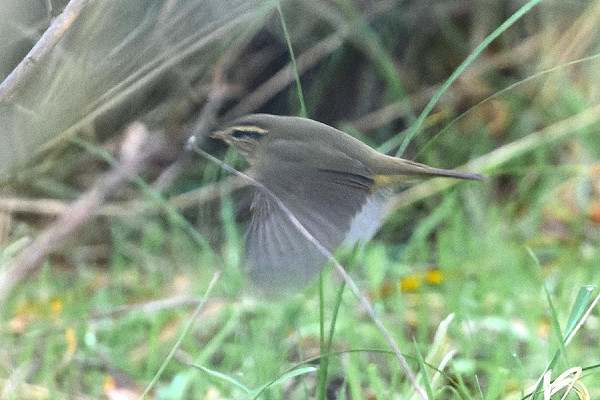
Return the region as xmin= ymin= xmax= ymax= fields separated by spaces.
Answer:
xmin=417 ymin=52 xmax=600 ymax=159
xmin=192 ymin=307 xmax=242 ymax=366
xmin=248 ymin=366 xmax=318 ymax=399
xmin=317 ymin=279 xmax=347 ymax=400
xmin=527 ymin=281 xmax=598 ymax=400
xmin=334 ymin=0 xmax=415 ymax=123
xmin=563 ymin=285 xmax=595 ymax=344
xmin=375 ymin=0 xmax=545 ymax=157
xmin=277 ymin=2 xmax=307 ymax=118
xmin=191 ymin=364 xmax=252 ymax=394
xmin=367 ymin=363 xmax=386 ymax=400
xmin=140 ymin=272 xmax=221 ymax=399
xmin=526 ymin=249 xmax=568 ymax=400
xmin=317 ymin=271 xmax=327 ymax=400
xmin=545 ymin=283 xmax=569 ymax=364
xmin=413 ymin=338 xmax=435 ymax=400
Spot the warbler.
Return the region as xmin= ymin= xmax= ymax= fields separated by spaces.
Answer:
xmin=211 ymin=114 xmax=482 ymax=291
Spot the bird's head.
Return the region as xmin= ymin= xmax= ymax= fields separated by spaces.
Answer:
xmin=211 ymin=114 xmax=280 ymax=159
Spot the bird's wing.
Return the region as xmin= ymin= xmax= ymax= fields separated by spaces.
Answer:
xmin=245 ymin=143 xmax=375 ymax=291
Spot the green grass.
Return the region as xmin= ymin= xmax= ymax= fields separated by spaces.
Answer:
xmin=2 ymin=0 xmax=600 ymax=399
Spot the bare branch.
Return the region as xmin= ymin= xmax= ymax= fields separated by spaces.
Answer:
xmin=0 ymin=0 xmax=92 ymax=102
xmin=0 ymin=123 xmax=163 ymax=304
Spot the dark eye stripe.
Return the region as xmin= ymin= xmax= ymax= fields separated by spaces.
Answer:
xmin=231 ymin=129 xmax=264 ymax=140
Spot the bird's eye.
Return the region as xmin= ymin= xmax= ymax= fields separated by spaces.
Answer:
xmin=231 ymin=128 xmax=264 ymax=140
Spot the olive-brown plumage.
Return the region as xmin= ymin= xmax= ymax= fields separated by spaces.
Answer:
xmin=212 ymin=114 xmax=482 ymax=291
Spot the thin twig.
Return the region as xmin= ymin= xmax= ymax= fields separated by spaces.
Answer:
xmin=0 ymin=0 xmax=92 ymax=102
xmin=153 ymin=70 xmax=233 ymax=190
xmin=90 ymin=296 xmax=206 ymax=319
xmin=0 ymin=176 xmax=250 ymax=217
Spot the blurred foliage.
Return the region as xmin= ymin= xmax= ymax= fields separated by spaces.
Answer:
xmin=1 ymin=0 xmax=600 ymax=399
xmin=0 ymin=0 xmax=272 ymax=177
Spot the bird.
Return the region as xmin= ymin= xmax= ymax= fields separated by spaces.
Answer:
xmin=211 ymin=114 xmax=483 ymax=291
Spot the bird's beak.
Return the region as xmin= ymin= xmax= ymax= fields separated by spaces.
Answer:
xmin=210 ymin=130 xmax=226 ymax=141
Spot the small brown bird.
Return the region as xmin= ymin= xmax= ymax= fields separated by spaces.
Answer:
xmin=212 ymin=114 xmax=482 ymax=291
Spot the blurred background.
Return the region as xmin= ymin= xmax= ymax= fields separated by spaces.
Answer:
xmin=1 ymin=0 xmax=599 ymax=399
